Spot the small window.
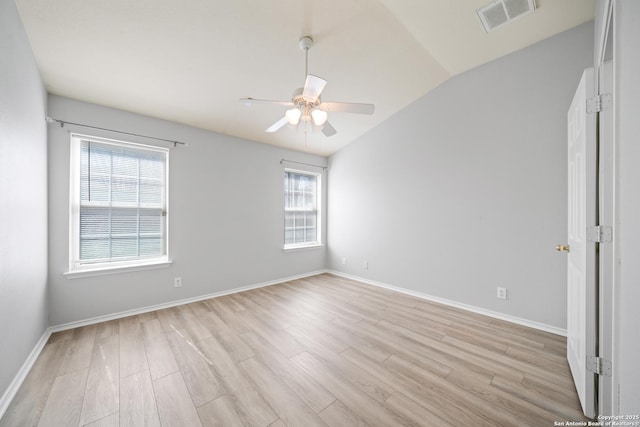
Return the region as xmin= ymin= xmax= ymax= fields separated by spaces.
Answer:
xmin=68 ymin=134 xmax=169 ymax=274
xmin=284 ymin=169 xmax=321 ymax=249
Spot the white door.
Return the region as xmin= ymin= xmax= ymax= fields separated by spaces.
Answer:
xmin=565 ymin=67 xmax=597 ymax=418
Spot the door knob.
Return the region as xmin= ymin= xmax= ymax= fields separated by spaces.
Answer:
xmin=556 ymin=244 xmax=570 ymax=252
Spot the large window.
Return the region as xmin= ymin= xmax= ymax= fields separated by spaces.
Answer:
xmin=284 ymin=169 xmax=321 ymax=249
xmin=68 ymin=134 xmax=169 ymax=274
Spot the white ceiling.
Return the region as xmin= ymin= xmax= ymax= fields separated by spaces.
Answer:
xmin=16 ymin=0 xmax=594 ymax=156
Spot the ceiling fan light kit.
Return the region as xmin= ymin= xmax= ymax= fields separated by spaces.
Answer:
xmin=311 ymin=109 xmax=328 ymax=126
xmin=285 ymin=107 xmax=302 ymax=125
xmin=240 ymin=35 xmax=375 ymax=139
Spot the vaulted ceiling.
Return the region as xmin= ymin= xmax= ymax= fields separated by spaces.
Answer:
xmin=16 ymin=0 xmax=594 ymax=155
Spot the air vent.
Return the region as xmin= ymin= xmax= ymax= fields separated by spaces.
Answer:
xmin=476 ymin=0 xmax=536 ymax=33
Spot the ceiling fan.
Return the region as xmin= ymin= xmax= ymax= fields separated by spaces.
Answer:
xmin=240 ymin=36 xmax=375 ymax=137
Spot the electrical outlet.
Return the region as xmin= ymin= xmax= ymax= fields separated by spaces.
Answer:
xmin=174 ymin=277 xmax=182 ymax=288
xmin=363 ymin=260 xmax=369 ymax=270
xmin=342 ymin=257 xmax=347 ymax=265
xmin=497 ymin=287 xmax=507 ymax=300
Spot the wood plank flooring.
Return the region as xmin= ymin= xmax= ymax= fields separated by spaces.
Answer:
xmin=0 ymin=273 xmax=587 ymax=426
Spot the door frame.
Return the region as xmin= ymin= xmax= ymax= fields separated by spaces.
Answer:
xmin=593 ymin=0 xmax=615 ymax=416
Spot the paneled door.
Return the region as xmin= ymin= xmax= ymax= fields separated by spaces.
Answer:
xmin=564 ymin=67 xmax=597 ymax=418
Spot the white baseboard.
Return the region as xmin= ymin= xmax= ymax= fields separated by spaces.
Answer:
xmin=0 ymin=328 xmax=52 ymax=420
xmin=1 ymin=269 xmax=327 ymax=420
xmin=327 ymin=270 xmax=567 ymax=337
xmin=50 ymin=269 xmax=328 ymax=333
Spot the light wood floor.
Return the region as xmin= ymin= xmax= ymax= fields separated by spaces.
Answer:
xmin=1 ymin=273 xmax=587 ymax=427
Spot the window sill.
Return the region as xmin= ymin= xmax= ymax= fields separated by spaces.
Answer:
xmin=283 ymin=244 xmax=324 ymax=253
xmin=64 ymin=259 xmax=172 ymax=279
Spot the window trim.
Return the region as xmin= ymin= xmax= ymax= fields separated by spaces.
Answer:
xmin=67 ymin=133 xmax=170 ymax=275
xmin=63 ymin=259 xmax=172 ymax=279
xmin=283 ymin=168 xmax=322 ymax=250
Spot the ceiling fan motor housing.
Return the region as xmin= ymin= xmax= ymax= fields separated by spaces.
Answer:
xmin=291 ymin=87 xmax=319 ymax=106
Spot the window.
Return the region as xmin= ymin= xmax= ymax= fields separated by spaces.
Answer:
xmin=68 ymin=134 xmax=169 ymax=274
xmin=284 ymin=169 xmax=321 ymax=249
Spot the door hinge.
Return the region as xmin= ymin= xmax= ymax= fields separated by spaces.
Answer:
xmin=586 ymin=93 xmax=612 ymax=113
xmin=587 ymin=356 xmax=612 ymax=377
xmin=587 ymin=225 xmax=613 ymax=243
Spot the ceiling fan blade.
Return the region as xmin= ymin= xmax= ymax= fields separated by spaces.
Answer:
xmin=321 ymin=102 xmax=375 ymax=115
xmin=265 ymin=116 xmax=289 ymax=133
xmin=240 ymin=98 xmax=294 ymax=107
xmin=302 ymin=75 xmax=327 ymax=103
xmin=321 ymin=121 xmax=337 ymax=137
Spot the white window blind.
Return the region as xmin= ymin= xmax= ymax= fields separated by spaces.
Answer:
xmin=69 ymin=135 xmax=168 ymax=272
xmin=284 ymin=170 xmax=320 ymax=248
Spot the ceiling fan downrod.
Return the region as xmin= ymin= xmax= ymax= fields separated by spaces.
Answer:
xmin=299 ymin=36 xmax=313 ymax=79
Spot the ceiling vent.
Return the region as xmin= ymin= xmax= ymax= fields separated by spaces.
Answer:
xmin=476 ymin=0 xmax=536 ymax=33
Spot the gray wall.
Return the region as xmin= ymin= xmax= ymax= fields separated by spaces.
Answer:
xmin=614 ymin=0 xmax=640 ymax=414
xmin=327 ymin=22 xmax=594 ymax=330
xmin=47 ymin=95 xmax=326 ymax=325
xmin=0 ymin=0 xmax=48 ymax=402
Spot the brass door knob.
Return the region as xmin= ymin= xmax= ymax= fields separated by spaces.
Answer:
xmin=556 ymin=244 xmax=570 ymax=252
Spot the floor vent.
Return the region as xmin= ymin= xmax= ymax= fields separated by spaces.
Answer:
xmin=476 ymin=0 xmax=536 ymax=33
